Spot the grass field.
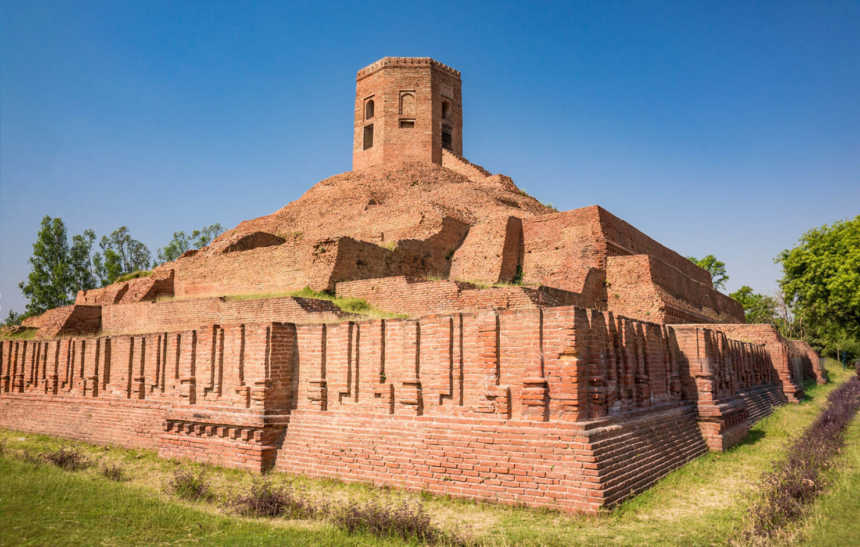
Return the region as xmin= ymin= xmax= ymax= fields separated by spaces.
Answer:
xmin=0 ymin=360 xmax=855 ymax=546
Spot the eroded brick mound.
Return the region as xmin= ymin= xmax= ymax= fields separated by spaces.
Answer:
xmin=210 ymin=161 xmax=552 ymax=248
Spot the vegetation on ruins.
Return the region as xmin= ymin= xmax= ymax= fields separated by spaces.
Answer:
xmin=777 ymin=215 xmax=860 ymax=360
xmin=11 ymin=218 xmax=224 ymax=322
xmin=93 ymin=226 xmax=153 ymax=285
xmin=687 ymin=253 xmax=729 ymax=290
xmin=0 ymin=360 xmax=854 ymax=546
xmin=16 ymin=217 xmax=152 ymax=317
xmin=156 ymin=223 xmax=224 ymax=263
xmin=729 ymin=285 xmax=779 ymax=325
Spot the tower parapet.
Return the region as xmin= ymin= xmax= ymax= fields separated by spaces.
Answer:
xmin=353 ymin=57 xmax=462 ymax=169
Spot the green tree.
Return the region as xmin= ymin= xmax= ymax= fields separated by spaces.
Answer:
xmin=687 ymin=254 xmax=729 ymax=290
xmin=777 ymin=215 xmax=860 ymax=356
xmin=69 ymin=229 xmax=98 ymax=293
xmin=18 ymin=216 xmax=74 ymax=315
xmin=93 ymin=227 xmax=152 ymax=285
xmin=729 ymin=285 xmax=778 ymax=324
xmin=157 ymin=223 xmax=223 ymax=264
xmin=3 ymin=310 xmax=23 ymax=327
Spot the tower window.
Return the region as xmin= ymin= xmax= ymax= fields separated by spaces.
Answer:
xmin=442 ymin=101 xmax=450 ymax=120
xmin=363 ymin=124 xmax=374 ymax=149
xmin=399 ymin=91 xmax=416 ymax=116
xmin=441 ymin=125 xmax=452 ymax=150
xmin=365 ymin=99 xmax=374 ymax=120
xmin=399 ymin=119 xmax=414 ymax=128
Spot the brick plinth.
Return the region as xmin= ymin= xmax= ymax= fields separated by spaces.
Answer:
xmin=0 ymin=305 xmax=807 ymax=512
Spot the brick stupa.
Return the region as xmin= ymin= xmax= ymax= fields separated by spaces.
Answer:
xmin=2 ymin=57 xmax=825 ymax=513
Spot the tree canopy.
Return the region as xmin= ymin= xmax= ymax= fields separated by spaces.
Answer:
xmin=93 ymin=227 xmax=153 ymax=286
xmin=729 ymin=285 xmax=778 ymax=325
xmin=777 ymin=215 xmax=860 ymax=355
xmin=14 ymin=218 xmax=222 ymax=320
xmin=157 ymin=224 xmax=224 ymax=264
xmin=18 ymin=216 xmax=76 ymax=316
xmin=687 ymin=254 xmax=729 ymax=290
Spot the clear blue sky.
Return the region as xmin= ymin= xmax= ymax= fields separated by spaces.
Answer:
xmin=2 ymin=1 xmax=859 ymax=315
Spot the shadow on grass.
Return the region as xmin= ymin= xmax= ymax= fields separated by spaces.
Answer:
xmin=735 ymin=429 xmax=766 ymax=448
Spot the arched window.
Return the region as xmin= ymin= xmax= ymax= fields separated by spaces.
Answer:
xmin=399 ymin=92 xmax=415 ymax=116
xmin=365 ymin=99 xmax=374 ymax=120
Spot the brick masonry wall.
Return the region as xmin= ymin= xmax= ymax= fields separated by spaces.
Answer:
xmin=336 ymin=276 xmax=586 ymax=317
xmin=669 ymin=325 xmax=784 ymax=450
xmin=353 ymin=58 xmax=462 ymax=169
xmin=22 ymin=304 xmax=102 ymax=337
xmin=450 ymin=216 xmax=523 ymax=285
xmin=101 ymin=296 xmax=347 ymax=334
xmin=681 ymin=323 xmax=808 ymax=402
xmin=606 ymin=254 xmax=744 ymax=324
xmin=0 ymin=306 xmax=794 ymax=512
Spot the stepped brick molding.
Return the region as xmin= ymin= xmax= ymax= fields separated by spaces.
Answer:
xmin=1 ymin=305 xmax=791 ymax=513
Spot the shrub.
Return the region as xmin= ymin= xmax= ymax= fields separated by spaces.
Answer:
xmin=167 ymin=469 xmax=212 ymax=501
xmin=43 ymin=448 xmax=90 ymax=471
xmin=230 ymin=480 xmax=318 ymax=519
xmin=101 ymin=464 xmax=127 ymax=481
xmin=331 ymin=500 xmax=446 ymax=543
xmin=742 ymin=376 xmax=860 ymax=540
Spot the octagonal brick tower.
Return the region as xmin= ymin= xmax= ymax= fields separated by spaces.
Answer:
xmin=353 ymin=57 xmax=462 ymax=170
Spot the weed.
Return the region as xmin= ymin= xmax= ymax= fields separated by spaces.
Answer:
xmin=230 ymin=480 xmax=319 ymax=519
xmin=512 ymin=264 xmax=523 ymax=285
xmin=43 ymin=448 xmax=90 ymax=471
xmin=167 ymin=468 xmax=212 ymax=501
xmin=331 ymin=500 xmax=449 ymax=543
xmin=101 ymin=464 xmax=127 ymax=481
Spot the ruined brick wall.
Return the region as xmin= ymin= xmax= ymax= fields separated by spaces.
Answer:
xmin=76 ymin=270 xmax=174 ymax=305
xmin=353 ymin=58 xmax=462 ymax=170
xmin=0 ymin=306 xmax=788 ymax=513
xmin=336 ymin=276 xmax=587 ymax=317
xmin=101 ymin=296 xmax=347 ymax=334
xmin=21 ymin=305 xmax=102 ymax=337
xmin=450 ymin=216 xmax=522 ymax=285
xmin=789 ymin=339 xmax=827 ymax=384
xmin=679 ymin=323 xmax=806 ymax=402
xmin=521 ymin=205 xmax=735 ymax=325
xmin=606 ymin=255 xmax=744 ymax=324
xmin=595 ymin=207 xmax=713 ymax=286
xmin=670 ymin=325 xmax=783 ymax=450
xmin=522 ymin=206 xmax=607 ymax=294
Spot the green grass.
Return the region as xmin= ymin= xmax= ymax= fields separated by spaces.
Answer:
xmin=115 ymin=269 xmax=152 ymax=283
xmin=0 ymin=327 xmax=38 ymax=340
xmin=0 ymin=361 xmax=853 ymax=546
xmin=224 ymin=287 xmax=408 ymax=320
xmin=0 ymin=456 xmax=398 ymax=546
